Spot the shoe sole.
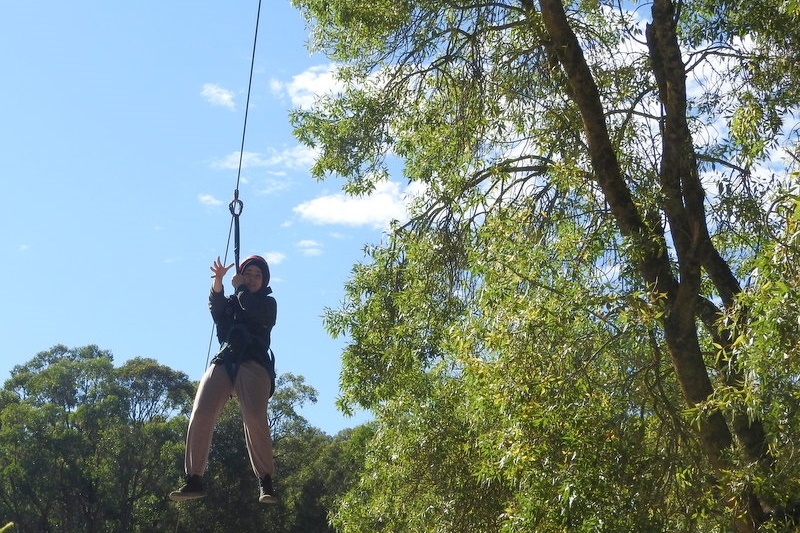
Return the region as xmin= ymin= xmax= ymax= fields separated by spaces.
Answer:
xmin=169 ymin=491 xmax=206 ymax=502
xmin=259 ymin=495 xmax=278 ymax=504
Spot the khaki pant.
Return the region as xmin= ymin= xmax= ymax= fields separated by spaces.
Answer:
xmin=184 ymin=359 xmax=274 ymax=478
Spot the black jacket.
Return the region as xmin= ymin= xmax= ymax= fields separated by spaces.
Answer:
xmin=209 ymin=284 xmax=277 ymax=380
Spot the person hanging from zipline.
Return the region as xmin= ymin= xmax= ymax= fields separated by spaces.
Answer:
xmin=170 ymin=254 xmax=278 ymax=504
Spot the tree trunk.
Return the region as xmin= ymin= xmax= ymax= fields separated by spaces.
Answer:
xmin=536 ymin=0 xmax=767 ymax=529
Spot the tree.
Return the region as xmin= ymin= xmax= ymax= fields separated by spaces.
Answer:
xmin=1 ymin=348 xmax=364 ymax=532
xmin=0 ymin=345 xmax=193 ymax=533
xmin=274 ymin=425 xmax=373 ymax=533
xmin=290 ymin=0 xmax=800 ymax=530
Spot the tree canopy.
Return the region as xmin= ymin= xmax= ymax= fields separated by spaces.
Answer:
xmin=0 ymin=345 xmax=193 ymax=532
xmin=0 ymin=345 xmax=359 ymax=533
xmin=290 ymin=0 xmax=800 ymax=530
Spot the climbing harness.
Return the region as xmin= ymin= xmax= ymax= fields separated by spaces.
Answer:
xmin=212 ymin=323 xmax=277 ymax=398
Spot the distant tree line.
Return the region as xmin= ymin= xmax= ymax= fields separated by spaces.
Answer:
xmin=0 ymin=345 xmax=370 ymax=533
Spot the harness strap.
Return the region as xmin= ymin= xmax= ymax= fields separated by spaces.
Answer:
xmin=213 ymin=323 xmax=276 ymax=398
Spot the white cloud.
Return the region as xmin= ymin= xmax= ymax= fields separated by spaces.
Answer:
xmin=296 ymin=239 xmax=323 ymax=256
xmin=213 ymin=151 xmax=268 ymax=170
xmin=201 ymin=83 xmax=236 ymax=110
xmin=214 ymin=145 xmax=318 ymax=171
xmin=272 ymin=64 xmax=343 ymax=110
xmin=269 ymin=78 xmax=284 ymax=95
xmin=264 ymin=251 xmax=286 ymax=264
xmin=293 ymin=180 xmax=416 ymax=229
xmin=198 ymin=193 xmax=222 ymax=207
xmin=267 ymin=144 xmax=318 ymax=169
xmin=257 ymin=178 xmax=291 ymax=196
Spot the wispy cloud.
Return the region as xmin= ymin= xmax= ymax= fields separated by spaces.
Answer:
xmin=201 ymin=83 xmax=236 ymax=110
xmin=264 ymin=251 xmax=286 ymax=264
xmin=296 ymin=239 xmax=323 ymax=256
xmin=271 ymin=64 xmax=343 ymax=110
xmin=198 ymin=193 xmax=223 ymax=207
xmin=213 ymin=145 xmax=317 ymax=171
xmin=293 ymin=180 xmax=420 ymax=229
xmin=257 ymin=178 xmax=292 ymax=196
xmin=267 ymin=145 xmax=318 ymax=169
xmin=213 ymin=151 xmax=268 ymax=170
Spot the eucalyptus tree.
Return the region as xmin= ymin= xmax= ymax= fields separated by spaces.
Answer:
xmin=291 ymin=0 xmax=800 ymax=530
xmin=0 ymin=346 xmax=194 ymax=532
xmin=1 ymin=348 xmax=348 ymax=533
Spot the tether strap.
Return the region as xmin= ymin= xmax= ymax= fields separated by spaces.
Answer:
xmin=229 ymin=190 xmax=244 ymax=271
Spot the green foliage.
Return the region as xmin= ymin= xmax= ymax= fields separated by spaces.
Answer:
xmin=717 ymin=185 xmax=800 ymax=515
xmin=292 ymin=0 xmax=800 ymax=530
xmin=0 ymin=346 xmax=364 ymax=533
xmin=331 ymin=371 xmax=512 ymax=533
xmin=271 ymin=425 xmax=370 ymax=533
xmin=269 ymin=372 xmax=320 ymax=441
xmin=0 ymin=346 xmax=193 ymax=532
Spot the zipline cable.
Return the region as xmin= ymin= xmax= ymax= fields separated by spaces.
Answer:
xmin=226 ymin=0 xmax=263 ymax=272
xmin=204 ymin=0 xmax=264 ymax=369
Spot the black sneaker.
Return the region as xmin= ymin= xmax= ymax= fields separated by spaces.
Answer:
xmin=169 ymin=474 xmax=206 ymax=501
xmin=258 ymin=475 xmax=278 ymax=504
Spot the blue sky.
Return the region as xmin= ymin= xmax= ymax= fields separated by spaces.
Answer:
xmin=0 ymin=2 xmax=409 ymax=435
